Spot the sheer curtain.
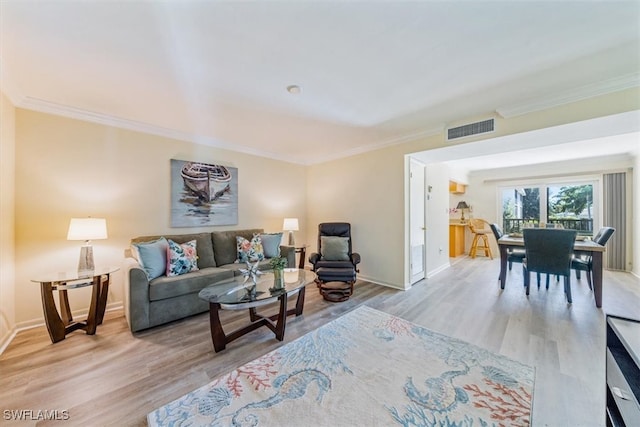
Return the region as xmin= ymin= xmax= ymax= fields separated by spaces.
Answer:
xmin=602 ymin=172 xmax=626 ymax=270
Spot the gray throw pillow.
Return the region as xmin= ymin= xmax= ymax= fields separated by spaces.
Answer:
xmin=132 ymin=237 xmax=169 ymax=280
xmin=260 ymin=232 xmax=283 ymax=258
xmin=321 ymin=236 xmax=350 ymax=261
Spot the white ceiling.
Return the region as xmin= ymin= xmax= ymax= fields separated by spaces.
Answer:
xmin=1 ymin=1 xmax=639 ymax=164
xmin=441 ymin=131 xmax=639 ymax=176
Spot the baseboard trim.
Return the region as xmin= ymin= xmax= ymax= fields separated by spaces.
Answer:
xmin=427 ymin=263 xmax=451 ymax=279
xmin=0 ymin=326 xmax=18 ymax=356
xmin=357 ymin=275 xmax=404 ymax=290
xmin=0 ymin=302 xmax=123 ymax=356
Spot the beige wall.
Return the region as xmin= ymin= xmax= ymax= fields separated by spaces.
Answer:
xmin=13 ymin=109 xmax=307 ymax=325
xmin=4 ymin=87 xmax=639 ymax=332
xmin=307 ymin=88 xmax=639 ymax=289
xmin=305 ymin=139 xmax=427 ymax=288
xmin=1 ymin=92 xmax=16 ymax=347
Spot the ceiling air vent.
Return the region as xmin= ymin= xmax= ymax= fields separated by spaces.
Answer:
xmin=447 ymin=118 xmax=495 ymax=141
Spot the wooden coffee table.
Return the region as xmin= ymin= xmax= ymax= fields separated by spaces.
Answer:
xmin=198 ymin=269 xmax=316 ymax=352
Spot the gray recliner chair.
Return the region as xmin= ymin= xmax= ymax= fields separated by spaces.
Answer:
xmin=309 ymin=222 xmax=361 ymax=302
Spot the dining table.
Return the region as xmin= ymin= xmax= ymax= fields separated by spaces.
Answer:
xmin=497 ymin=235 xmax=606 ymax=307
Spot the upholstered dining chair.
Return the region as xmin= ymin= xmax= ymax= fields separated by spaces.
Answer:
xmin=490 ymin=223 xmax=525 ymax=271
xmin=572 ymin=227 xmax=615 ymax=290
xmin=523 ymin=228 xmax=577 ymax=303
xmin=468 ymin=219 xmax=493 ymax=259
xmin=308 ymin=222 xmax=361 ymax=302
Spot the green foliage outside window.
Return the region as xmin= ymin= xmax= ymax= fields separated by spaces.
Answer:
xmin=548 ymin=185 xmax=593 ymax=218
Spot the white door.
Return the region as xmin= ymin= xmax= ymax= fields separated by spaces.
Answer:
xmin=410 ymin=159 xmax=426 ymax=284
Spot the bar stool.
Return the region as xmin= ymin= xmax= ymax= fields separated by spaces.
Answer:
xmin=469 ymin=219 xmax=493 ymax=259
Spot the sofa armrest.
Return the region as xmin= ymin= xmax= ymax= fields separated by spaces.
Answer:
xmin=279 ymin=245 xmax=296 ymax=268
xmin=123 ymin=257 xmax=151 ymax=332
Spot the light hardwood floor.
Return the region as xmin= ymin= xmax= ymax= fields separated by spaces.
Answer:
xmin=2 ymin=257 xmax=639 ymax=426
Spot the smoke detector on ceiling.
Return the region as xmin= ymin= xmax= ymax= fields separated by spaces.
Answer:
xmin=286 ymin=85 xmax=301 ymax=94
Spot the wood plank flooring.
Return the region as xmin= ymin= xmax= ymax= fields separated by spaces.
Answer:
xmin=1 ymin=257 xmax=639 ymax=426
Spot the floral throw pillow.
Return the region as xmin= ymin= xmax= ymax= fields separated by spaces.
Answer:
xmin=237 ymin=235 xmax=264 ymax=263
xmin=166 ymin=239 xmax=199 ymax=277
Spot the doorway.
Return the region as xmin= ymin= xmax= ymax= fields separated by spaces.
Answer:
xmin=409 ymin=159 xmax=426 ymax=284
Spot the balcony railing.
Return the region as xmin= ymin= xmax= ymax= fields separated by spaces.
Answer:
xmin=503 ymin=218 xmax=593 ymax=235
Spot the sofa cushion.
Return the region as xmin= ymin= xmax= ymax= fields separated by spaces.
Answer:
xmin=132 ymin=233 xmax=216 ymax=269
xmin=132 ymin=237 xmax=169 ymax=280
xmin=212 ymin=229 xmax=263 ymax=266
xmin=314 ymin=259 xmax=355 ymax=269
xmin=148 ymin=267 xmax=234 ymax=302
xmin=260 ymin=232 xmax=283 ymax=258
xmin=166 ymin=239 xmax=199 ymax=277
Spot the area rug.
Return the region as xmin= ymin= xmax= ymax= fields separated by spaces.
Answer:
xmin=148 ymin=306 xmax=534 ymax=426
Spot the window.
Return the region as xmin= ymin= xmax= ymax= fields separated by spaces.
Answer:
xmin=501 ymin=187 xmax=540 ymax=231
xmin=547 ymin=184 xmax=594 ymax=233
xmin=500 ymin=180 xmax=597 ymax=235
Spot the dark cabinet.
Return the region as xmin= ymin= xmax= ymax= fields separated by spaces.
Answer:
xmin=606 ymin=314 xmax=640 ymax=426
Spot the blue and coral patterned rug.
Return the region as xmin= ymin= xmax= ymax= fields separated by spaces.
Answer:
xmin=148 ymin=306 xmax=534 ymax=426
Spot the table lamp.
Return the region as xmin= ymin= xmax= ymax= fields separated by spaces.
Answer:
xmin=282 ymin=218 xmax=299 ymax=246
xmin=67 ymin=217 xmax=108 ymax=276
xmin=456 ymin=201 xmax=469 ymax=222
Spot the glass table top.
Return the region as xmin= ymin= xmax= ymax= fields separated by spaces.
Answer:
xmin=199 ymin=268 xmax=316 ymax=306
xmin=31 ymin=266 xmax=120 ymax=285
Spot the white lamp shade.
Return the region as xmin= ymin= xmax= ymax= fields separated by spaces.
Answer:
xmin=67 ymin=218 xmax=108 ymax=241
xmin=282 ymin=218 xmax=299 ymax=231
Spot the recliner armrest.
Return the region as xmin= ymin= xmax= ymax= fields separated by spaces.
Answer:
xmin=309 ymin=252 xmax=321 ymax=267
xmin=351 ymin=252 xmax=361 ymax=266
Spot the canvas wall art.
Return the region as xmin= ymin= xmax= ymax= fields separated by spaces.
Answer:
xmin=171 ymin=159 xmax=238 ymax=227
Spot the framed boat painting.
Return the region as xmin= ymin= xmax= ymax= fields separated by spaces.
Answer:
xmin=171 ymin=159 xmax=238 ymax=227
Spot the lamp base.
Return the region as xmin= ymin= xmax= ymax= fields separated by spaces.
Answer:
xmin=288 ymin=231 xmax=295 ymax=246
xmin=78 ymin=244 xmax=95 ymax=277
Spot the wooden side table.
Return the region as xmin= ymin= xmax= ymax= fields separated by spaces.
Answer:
xmin=31 ymin=266 xmax=119 ymax=343
xmin=295 ymin=245 xmax=307 ymax=269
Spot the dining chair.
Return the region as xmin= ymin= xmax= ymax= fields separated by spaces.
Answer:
xmin=523 ymin=228 xmax=578 ymax=303
xmin=490 ymin=223 xmax=525 ymax=271
xmin=468 ymin=219 xmax=493 ymax=259
xmin=572 ymin=227 xmax=615 ymax=290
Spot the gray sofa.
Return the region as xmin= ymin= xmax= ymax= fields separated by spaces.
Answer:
xmin=123 ymin=229 xmax=295 ymax=332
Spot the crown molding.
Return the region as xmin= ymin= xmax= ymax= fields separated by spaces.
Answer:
xmin=10 ymin=90 xmax=445 ymax=166
xmin=14 ymin=95 xmax=303 ymax=163
xmin=496 ymin=73 xmax=640 ymax=118
xmin=304 ymin=126 xmax=444 ymax=165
